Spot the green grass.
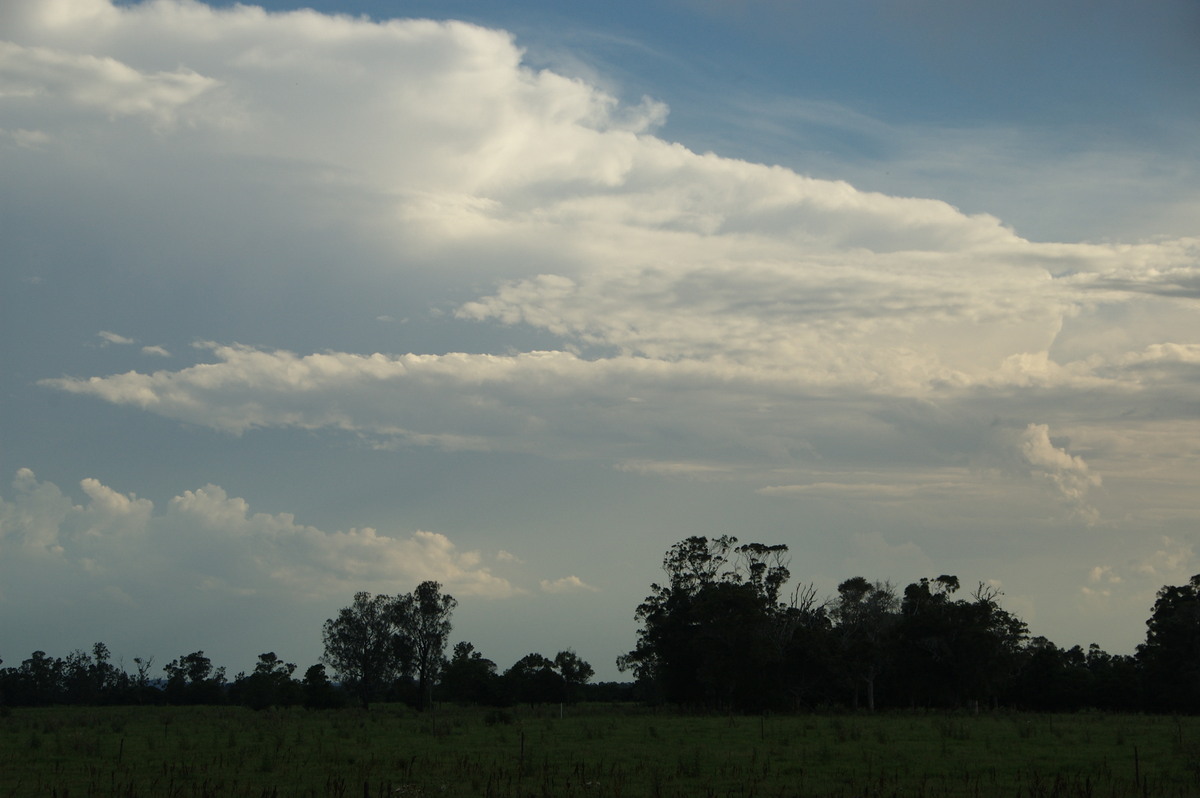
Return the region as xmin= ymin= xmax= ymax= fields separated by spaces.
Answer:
xmin=3 ymin=704 xmax=1200 ymax=797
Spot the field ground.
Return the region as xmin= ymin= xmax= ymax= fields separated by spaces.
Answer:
xmin=3 ymin=703 xmax=1200 ymax=797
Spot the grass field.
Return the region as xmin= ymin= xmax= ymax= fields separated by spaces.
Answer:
xmin=3 ymin=703 xmax=1200 ymax=797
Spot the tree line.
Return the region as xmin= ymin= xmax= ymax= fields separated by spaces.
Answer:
xmin=3 ymin=540 xmax=1200 ymax=714
xmin=618 ymin=536 xmax=1200 ymax=713
xmin=0 ymin=580 xmax=611 ymax=710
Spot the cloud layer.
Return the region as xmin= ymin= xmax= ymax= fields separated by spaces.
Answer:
xmin=0 ymin=468 xmax=518 ymax=601
xmin=15 ymin=1 xmax=1197 ymax=471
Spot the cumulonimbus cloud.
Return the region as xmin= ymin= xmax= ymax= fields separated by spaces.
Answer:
xmin=9 ymin=0 xmax=1200 ymax=522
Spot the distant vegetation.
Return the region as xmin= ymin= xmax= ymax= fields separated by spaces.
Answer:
xmin=3 ymin=538 xmax=1200 ymax=714
xmin=0 ymin=579 xmax=618 ymax=711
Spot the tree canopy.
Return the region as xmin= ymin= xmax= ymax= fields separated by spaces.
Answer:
xmin=320 ymin=581 xmax=458 ymax=709
xmin=321 ymin=591 xmax=413 ymax=708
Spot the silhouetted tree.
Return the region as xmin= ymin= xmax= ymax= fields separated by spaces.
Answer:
xmin=322 ymin=591 xmax=413 ymax=708
xmin=1005 ymin=637 xmax=1089 ymax=711
xmin=619 ymin=536 xmax=792 ymax=710
xmin=505 ymin=653 xmax=561 ymax=705
xmin=7 ymin=651 xmax=65 ymax=706
xmin=779 ymin=584 xmax=837 ymax=709
xmin=63 ymin=649 xmax=98 ymax=705
xmin=831 ymin=577 xmax=898 ymax=711
xmin=233 ymin=652 xmax=300 ymax=710
xmin=397 ymin=580 xmax=457 ymax=710
xmin=951 ymin=583 xmax=1028 ymax=709
xmin=554 ymin=650 xmax=594 ymax=703
xmin=1083 ymin=644 xmax=1140 ymax=711
xmin=131 ymin=656 xmax=160 ymax=705
xmin=301 ymin=663 xmax=344 ymax=709
xmin=1138 ymin=574 xmax=1200 ymax=712
xmin=163 ymin=651 xmax=226 ymax=705
xmin=499 ymin=650 xmax=595 ymax=706
xmin=322 ymin=583 xmax=456 ymax=709
xmin=91 ymin=642 xmax=129 ymax=702
xmin=893 ymin=575 xmax=961 ymax=707
xmin=440 ymin=642 xmax=502 ymax=705
xmin=893 ymin=578 xmax=1028 ymax=709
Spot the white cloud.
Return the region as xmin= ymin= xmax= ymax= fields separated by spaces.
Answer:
xmin=1015 ymin=423 xmax=1101 ymax=522
xmin=141 ymin=344 xmax=170 ymax=357
xmin=1080 ymin=566 xmax=1122 ymax=600
xmin=1134 ymin=536 xmax=1194 ymax=581
xmin=14 ymin=0 xmax=1198 ymax=537
xmin=0 ymin=469 xmax=520 ymax=600
xmin=0 ymin=40 xmax=222 ymax=128
xmin=540 ymin=575 xmax=599 ymax=594
xmin=0 ymin=127 xmax=50 ymax=148
xmin=615 ymin=459 xmax=732 ymax=479
xmin=96 ymin=330 xmax=134 ymax=345
xmin=1076 ymin=543 xmax=1198 ymax=626
xmin=757 ymin=479 xmax=974 ymax=500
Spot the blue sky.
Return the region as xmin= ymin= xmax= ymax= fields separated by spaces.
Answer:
xmin=2 ymin=0 xmax=1199 ymax=681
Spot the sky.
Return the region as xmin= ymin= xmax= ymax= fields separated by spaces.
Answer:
xmin=2 ymin=0 xmax=1199 ymax=682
